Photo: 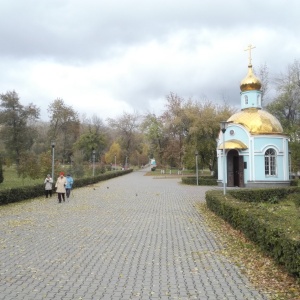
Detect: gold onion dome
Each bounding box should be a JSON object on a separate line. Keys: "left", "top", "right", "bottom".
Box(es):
{"left": 240, "top": 64, "right": 262, "bottom": 92}
{"left": 228, "top": 108, "right": 283, "bottom": 134}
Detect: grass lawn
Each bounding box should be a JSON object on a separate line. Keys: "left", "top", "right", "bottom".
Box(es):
{"left": 0, "top": 167, "right": 44, "bottom": 190}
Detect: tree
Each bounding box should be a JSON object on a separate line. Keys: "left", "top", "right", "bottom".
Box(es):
{"left": 160, "top": 93, "right": 188, "bottom": 168}
{"left": 74, "top": 115, "right": 107, "bottom": 161}
{"left": 18, "top": 152, "right": 41, "bottom": 180}
{"left": 0, "top": 91, "right": 40, "bottom": 165}
{"left": 107, "top": 112, "right": 140, "bottom": 160}
{"left": 266, "top": 60, "right": 300, "bottom": 172}
{"left": 257, "top": 63, "right": 270, "bottom": 106}
{"left": 183, "top": 100, "right": 234, "bottom": 172}
{"left": 141, "top": 113, "right": 166, "bottom": 165}
{"left": 0, "top": 157, "right": 3, "bottom": 184}
{"left": 48, "top": 98, "right": 80, "bottom": 163}
{"left": 104, "top": 142, "right": 121, "bottom": 165}
{"left": 39, "top": 151, "right": 53, "bottom": 177}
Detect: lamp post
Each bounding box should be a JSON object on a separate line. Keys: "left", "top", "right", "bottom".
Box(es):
{"left": 220, "top": 121, "right": 229, "bottom": 195}
{"left": 92, "top": 149, "right": 96, "bottom": 177}
{"left": 195, "top": 150, "right": 199, "bottom": 186}
{"left": 51, "top": 141, "right": 55, "bottom": 181}
{"left": 114, "top": 154, "right": 117, "bottom": 171}
{"left": 125, "top": 155, "right": 128, "bottom": 170}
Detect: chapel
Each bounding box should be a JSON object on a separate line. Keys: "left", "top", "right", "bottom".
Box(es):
{"left": 217, "top": 46, "right": 290, "bottom": 188}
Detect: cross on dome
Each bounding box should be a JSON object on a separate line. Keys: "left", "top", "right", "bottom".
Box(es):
{"left": 244, "top": 44, "right": 256, "bottom": 66}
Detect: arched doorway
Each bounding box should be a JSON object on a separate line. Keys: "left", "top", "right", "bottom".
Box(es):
{"left": 227, "top": 149, "right": 245, "bottom": 187}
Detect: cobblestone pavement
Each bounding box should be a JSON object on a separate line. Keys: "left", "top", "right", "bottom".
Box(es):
{"left": 0, "top": 169, "right": 269, "bottom": 300}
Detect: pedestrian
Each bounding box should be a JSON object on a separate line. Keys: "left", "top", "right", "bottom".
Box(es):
{"left": 55, "top": 172, "right": 67, "bottom": 203}
{"left": 65, "top": 174, "right": 74, "bottom": 199}
{"left": 44, "top": 174, "right": 53, "bottom": 198}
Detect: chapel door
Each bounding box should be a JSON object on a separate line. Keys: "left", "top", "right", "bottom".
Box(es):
{"left": 227, "top": 150, "right": 244, "bottom": 187}
{"left": 238, "top": 156, "right": 245, "bottom": 187}
{"left": 227, "top": 150, "right": 235, "bottom": 187}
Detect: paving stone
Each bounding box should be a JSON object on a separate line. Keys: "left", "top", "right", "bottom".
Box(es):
{"left": 0, "top": 169, "right": 269, "bottom": 299}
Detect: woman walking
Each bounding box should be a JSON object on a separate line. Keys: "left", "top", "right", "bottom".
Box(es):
{"left": 55, "top": 172, "right": 67, "bottom": 203}
{"left": 44, "top": 174, "right": 53, "bottom": 198}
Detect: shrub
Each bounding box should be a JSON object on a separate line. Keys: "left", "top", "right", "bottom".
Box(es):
{"left": 182, "top": 176, "right": 217, "bottom": 186}
{"left": 228, "top": 187, "right": 300, "bottom": 203}
{"left": 205, "top": 190, "right": 300, "bottom": 278}
{"left": 0, "top": 169, "right": 133, "bottom": 205}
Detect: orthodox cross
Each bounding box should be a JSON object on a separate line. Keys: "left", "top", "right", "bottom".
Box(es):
{"left": 244, "top": 44, "right": 256, "bottom": 65}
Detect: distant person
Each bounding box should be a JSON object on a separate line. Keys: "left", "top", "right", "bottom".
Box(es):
{"left": 65, "top": 174, "right": 74, "bottom": 199}
{"left": 44, "top": 174, "right": 53, "bottom": 198}
{"left": 55, "top": 172, "right": 67, "bottom": 203}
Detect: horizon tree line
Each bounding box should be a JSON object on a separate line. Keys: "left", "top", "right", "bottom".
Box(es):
{"left": 1, "top": 59, "right": 300, "bottom": 180}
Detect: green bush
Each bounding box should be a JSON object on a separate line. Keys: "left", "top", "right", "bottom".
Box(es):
{"left": 228, "top": 187, "right": 300, "bottom": 203}
{"left": 0, "top": 169, "right": 133, "bottom": 205}
{"left": 205, "top": 190, "right": 300, "bottom": 278}
{"left": 182, "top": 176, "right": 217, "bottom": 186}
{"left": 290, "top": 179, "right": 299, "bottom": 186}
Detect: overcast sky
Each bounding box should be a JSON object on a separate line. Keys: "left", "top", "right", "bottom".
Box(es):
{"left": 1, "top": 0, "right": 299, "bottom": 122}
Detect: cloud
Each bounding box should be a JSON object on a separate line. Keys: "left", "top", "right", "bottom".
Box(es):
{"left": 1, "top": 0, "right": 300, "bottom": 122}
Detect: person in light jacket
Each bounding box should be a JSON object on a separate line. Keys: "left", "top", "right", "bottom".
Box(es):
{"left": 44, "top": 174, "right": 53, "bottom": 198}
{"left": 55, "top": 172, "right": 67, "bottom": 203}
{"left": 65, "top": 174, "right": 74, "bottom": 199}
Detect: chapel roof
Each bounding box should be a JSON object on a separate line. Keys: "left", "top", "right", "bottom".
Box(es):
{"left": 240, "top": 64, "right": 262, "bottom": 92}
{"left": 227, "top": 108, "right": 283, "bottom": 135}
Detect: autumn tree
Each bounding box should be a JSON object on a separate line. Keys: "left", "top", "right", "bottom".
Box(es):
{"left": 0, "top": 156, "right": 3, "bottom": 183}
{"left": 0, "top": 91, "right": 40, "bottom": 165}
{"left": 105, "top": 142, "right": 121, "bottom": 166}
{"left": 107, "top": 112, "right": 141, "bottom": 164}
{"left": 18, "top": 152, "right": 41, "bottom": 180}
{"left": 266, "top": 60, "right": 300, "bottom": 172}
{"left": 39, "top": 151, "right": 54, "bottom": 177}
{"left": 74, "top": 115, "right": 107, "bottom": 162}
{"left": 48, "top": 98, "right": 80, "bottom": 163}
{"left": 183, "top": 100, "right": 234, "bottom": 172}
{"left": 160, "top": 93, "right": 188, "bottom": 168}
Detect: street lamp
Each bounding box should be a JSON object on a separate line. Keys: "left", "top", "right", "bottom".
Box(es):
{"left": 51, "top": 141, "right": 55, "bottom": 182}
{"left": 125, "top": 155, "right": 128, "bottom": 169}
{"left": 114, "top": 154, "right": 117, "bottom": 171}
{"left": 220, "top": 121, "right": 229, "bottom": 195}
{"left": 92, "top": 149, "right": 96, "bottom": 176}
{"left": 195, "top": 150, "right": 199, "bottom": 186}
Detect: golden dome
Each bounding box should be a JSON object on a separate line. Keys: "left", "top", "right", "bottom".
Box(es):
{"left": 240, "top": 64, "right": 262, "bottom": 92}
{"left": 228, "top": 108, "right": 283, "bottom": 134}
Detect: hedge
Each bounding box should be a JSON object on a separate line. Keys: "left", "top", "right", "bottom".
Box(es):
{"left": 181, "top": 176, "right": 217, "bottom": 186}
{"left": 205, "top": 190, "right": 300, "bottom": 278}
{"left": 0, "top": 169, "right": 133, "bottom": 205}
{"left": 228, "top": 186, "right": 300, "bottom": 203}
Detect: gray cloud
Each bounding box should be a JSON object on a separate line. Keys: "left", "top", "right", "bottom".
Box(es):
{"left": 0, "top": 0, "right": 300, "bottom": 120}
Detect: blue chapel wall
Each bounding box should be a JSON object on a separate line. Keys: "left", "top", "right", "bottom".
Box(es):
{"left": 253, "top": 136, "right": 287, "bottom": 181}
{"left": 242, "top": 153, "right": 250, "bottom": 183}
{"left": 226, "top": 125, "right": 249, "bottom": 145}
{"left": 253, "top": 154, "right": 285, "bottom": 180}
{"left": 253, "top": 136, "right": 285, "bottom": 152}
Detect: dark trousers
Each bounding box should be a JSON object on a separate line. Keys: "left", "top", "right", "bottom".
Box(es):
{"left": 45, "top": 190, "right": 52, "bottom": 198}
{"left": 58, "top": 193, "right": 65, "bottom": 203}
{"left": 66, "top": 188, "right": 71, "bottom": 198}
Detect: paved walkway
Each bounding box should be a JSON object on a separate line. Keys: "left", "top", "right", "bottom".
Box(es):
{"left": 0, "top": 169, "right": 269, "bottom": 300}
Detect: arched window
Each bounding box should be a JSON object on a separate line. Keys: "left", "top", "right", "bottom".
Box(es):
{"left": 265, "top": 148, "right": 276, "bottom": 176}
{"left": 245, "top": 95, "right": 248, "bottom": 104}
